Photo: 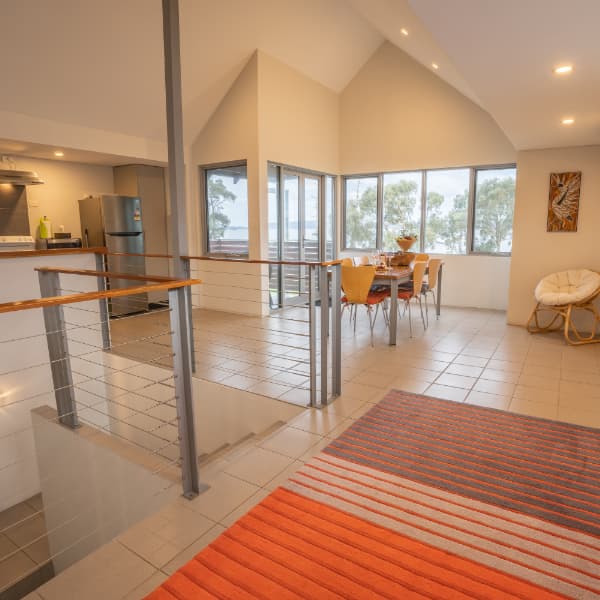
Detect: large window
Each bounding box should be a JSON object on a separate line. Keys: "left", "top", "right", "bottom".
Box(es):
{"left": 383, "top": 171, "right": 422, "bottom": 252}
{"left": 203, "top": 162, "right": 248, "bottom": 255}
{"left": 344, "top": 176, "right": 377, "bottom": 249}
{"left": 472, "top": 167, "right": 516, "bottom": 253}
{"left": 425, "top": 169, "right": 470, "bottom": 254}
{"left": 343, "top": 164, "right": 516, "bottom": 256}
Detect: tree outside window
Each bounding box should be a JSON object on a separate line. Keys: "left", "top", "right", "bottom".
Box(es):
{"left": 473, "top": 168, "right": 516, "bottom": 253}
{"left": 344, "top": 177, "right": 377, "bottom": 249}
{"left": 424, "top": 169, "right": 470, "bottom": 254}
{"left": 382, "top": 172, "right": 421, "bottom": 251}
{"left": 205, "top": 164, "right": 248, "bottom": 255}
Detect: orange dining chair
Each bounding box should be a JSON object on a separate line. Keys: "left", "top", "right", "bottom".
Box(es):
{"left": 422, "top": 258, "right": 442, "bottom": 325}
{"left": 340, "top": 257, "right": 354, "bottom": 267}
{"left": 341, "top": 265, "right": 390, "bottom": 345}
{"left": 398, "top": 261, "right": 427, "bottom": 337}
{"left": 413, "top": 253, "right": 430, "bottom": 263}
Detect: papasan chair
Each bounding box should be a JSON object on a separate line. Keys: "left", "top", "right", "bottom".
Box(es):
{"left": 526, "top": 269, "right": 600, "bottom": 345}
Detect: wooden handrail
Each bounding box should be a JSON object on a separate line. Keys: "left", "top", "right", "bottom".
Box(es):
{"left": 0, "top": 245, "right": 341, "bottom": 267}
{"left": 35, "top": 266, "right": 180, "bottom": 283}
{"left": 0, "top": 278, "right": 201, "bottom": 314}
{"left": 0, "top": 247, "right": 106, "bottom": 259}
{"left": 181, "top": 255, "right": 342, "bottom": 267}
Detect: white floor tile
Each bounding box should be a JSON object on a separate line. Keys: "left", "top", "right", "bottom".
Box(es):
{"left": 425, "top": 384, "right": 469, "bottom": 403}
{"left": 183, "top": 473, "right": 259, "bottom": 522}
{"left": 224, "top": 447, "right": 294, "bottom": 487}
{"left": 260, "top": 426, "right": 323, "bottom": 459}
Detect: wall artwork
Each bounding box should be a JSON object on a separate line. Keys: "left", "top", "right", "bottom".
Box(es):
{"left": 547, "top": 171, "right": 581, "bottom": 232}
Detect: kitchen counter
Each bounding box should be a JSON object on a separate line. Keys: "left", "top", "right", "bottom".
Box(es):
{"left": 0, "top": 246, "right": 105, "bottom": 259}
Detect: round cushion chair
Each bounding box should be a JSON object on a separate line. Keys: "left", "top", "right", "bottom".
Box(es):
{"left": 526, "top": 269, "right": 600, "bottom": 345}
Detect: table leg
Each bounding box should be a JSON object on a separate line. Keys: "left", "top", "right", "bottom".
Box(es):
{"left": 436, "top": 264, "right": 443, "bottom": 318}
{"left": 389, "top": 279, "right": 398, "bottom": 345}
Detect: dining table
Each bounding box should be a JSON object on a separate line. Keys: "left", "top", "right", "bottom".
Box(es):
{"left": 373, "top": 263, "right": 444, "bottom": 345}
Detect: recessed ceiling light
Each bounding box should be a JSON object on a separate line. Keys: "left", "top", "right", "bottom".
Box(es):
{"left": 554, "top": 64, "right": 573, "bottom": 75}
{"left": 431, "top": 62, "right": 439, "bottom": 70}
{"left": 561, "top": 117, "right": 575, "bottom": 125}
{"left": 54, "top": 151, "right": 64, "bottom": 157}
{"left": 400, "top": 28, "right": 408, "bottom": 36}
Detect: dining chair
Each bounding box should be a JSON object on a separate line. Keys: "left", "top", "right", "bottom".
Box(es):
{"left": 422, "top": 258, "right": 442, "bottom": 326}
{"left": 398, "top": 261, "right": 427, "bottom": 337}
{"left": 340, "top": 257, "right": 353, "bottom": 267}
{"left": 341, "top": 265, "right": 389, "bottom": 345}
{"left": 414, "top": 253, "right": 430, "bottom": 262}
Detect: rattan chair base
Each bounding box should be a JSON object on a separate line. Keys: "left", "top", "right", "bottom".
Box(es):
{"left": 526, "top": 292, "right": 600, "bottom": 346}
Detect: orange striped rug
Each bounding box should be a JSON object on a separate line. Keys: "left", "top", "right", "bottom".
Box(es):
{"left": 146, "top": 391, "right": 600, "bottom": 599}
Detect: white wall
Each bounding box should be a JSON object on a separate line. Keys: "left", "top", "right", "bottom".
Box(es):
{"left": 12, "top": 157, "right": 114, "bottom": 239}
{"left": 338, "top": 42, "right": 516, "bottom": 310}
{"left": 0, "top": 252, "right": 98, "bottom": 513}
{"left": 508, "top": 145, "right": 600, "bottom": 325}
{"left": 257, "top": 51, "right": 340, "bottom": 258}
{"left": 339, "top": 42, "right": 516, "bottom": 173}
{"left": 187, "top": 53, "right": 266, "bottom": 315}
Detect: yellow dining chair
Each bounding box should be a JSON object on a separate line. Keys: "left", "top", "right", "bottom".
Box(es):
{"left": 341, "top": 265, "right": 390, "bottom": 345}
{"left": 414, "top": 253, "right": 430, "bottom": 262}
{"left": 340, "top": 257, "right": 354, "bottom": 267}
{"left": 422, "top": 258, "right": 442, "bottom": 325}
{"left": 398, "top": 261, "right": 427, "bottom": 337}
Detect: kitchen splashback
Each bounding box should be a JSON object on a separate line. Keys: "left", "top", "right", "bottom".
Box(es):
{"left": 0, "top": 185, "right": 30, "bottom": 236}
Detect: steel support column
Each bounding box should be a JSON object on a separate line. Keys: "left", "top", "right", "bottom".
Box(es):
{"left": 182, "top": 258, "right": 196, "bottom": 374}
{"left": 330, "top": 263, "right": 342, "bottom": 397}
{"left": 169, "top": 287, "right": 204, "bottom": 498}
{"left": 308, "top": 266, "right": 317, "bottom": 407}
{"left": 319, "top": 265, "right": 329, "bottom": 406}
{"left": 38, "top": 271, "right": 79, "bottom": 429}
{"left": 162, "top": 0, "right": 187, "bottom": 278}
{"left": 95, "top": 252, "right": 111, "bottom": 350}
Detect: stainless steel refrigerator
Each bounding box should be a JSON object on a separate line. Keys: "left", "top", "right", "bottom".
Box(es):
{"left": 78, "top": 194, "right": 148, "bottom": 316}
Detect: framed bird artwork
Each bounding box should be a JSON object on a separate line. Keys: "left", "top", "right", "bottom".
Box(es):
{"left": 547, "top": 171, "right": 581, "bottom": 232}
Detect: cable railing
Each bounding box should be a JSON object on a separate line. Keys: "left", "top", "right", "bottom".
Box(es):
{"left": 0, "top": 246, "right": 343, "bottom": 596}
{"left": 182, "top": 254, "right": 342, "bottom": 408}
{"left": 82, "top": 248, "right": 343, "bottom": 408}
{"left": 0, "top": 268, "right": 200, "bottom": 597}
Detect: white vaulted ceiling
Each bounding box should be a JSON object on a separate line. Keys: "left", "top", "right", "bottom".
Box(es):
{"left": 407, "top": 0, "right": 600, "bottom": 149}
{"left": 1, "top": 0, "right": 598, "bottom": 154}
{"left": 0, "top": 0, "right": 382, "bottom": 145}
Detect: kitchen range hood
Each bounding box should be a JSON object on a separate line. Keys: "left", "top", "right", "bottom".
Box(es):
{"left": 0, "top": 169, "right": 44, "bottom": 185}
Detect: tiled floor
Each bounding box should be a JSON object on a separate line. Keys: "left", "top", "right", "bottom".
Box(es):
{"left": 0, "top": 494, "right": 51, "bottom": 592}
{"left": 110, "top": 307, "right": 316, "bottom": 406}
{"left": 27, "top": 306, "right": 600, "bottom": 599}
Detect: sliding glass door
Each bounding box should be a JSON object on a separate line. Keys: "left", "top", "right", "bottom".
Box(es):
{"left": 269, "top": 163, "right": 335, "bottom": 308}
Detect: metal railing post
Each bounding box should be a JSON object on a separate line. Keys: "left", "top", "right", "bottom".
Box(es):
{"left": 330, "top": 263, "right": 342, "bottom": 397}
{"left": 182, "top": 257, "right": 196, "bottom": 373}
{"left": 308, "top": 265, "right": 317, "bottom": 407}
{"left": 168, "top": 285, "right": 203, "bottom": 498}
{"left": 95, "top": 252, "right": 111, "bottom": 350}
{"left": 319, "top": 264, "right": 329, "bottom": 406}
{"left": 38, "top": 271, "right": 79, "bottom": 429}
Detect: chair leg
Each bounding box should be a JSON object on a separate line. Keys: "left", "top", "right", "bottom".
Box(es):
{"left": 418, "top": 296, "right": 427, "bottom": 331}
{"left": 407, "top": 300, "right": 413, "bottom": 338}
{"left": 423, "top": 293, "right": 429, "bottom": 328}
{"left": 367, "top": 306, "right": 375, "bottom": 346}
{"left": 353, "top": 304, "right": 358, "bottom": 333}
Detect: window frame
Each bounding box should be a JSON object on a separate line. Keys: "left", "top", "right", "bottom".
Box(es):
{"left": 200, "top": 160, "right": 249, "bottom": 258}
{"left": 469, "top": 164, "right": 517, "bottom": 257}
{"left": 342, "top": 163, "right": 516, "bottom": 257}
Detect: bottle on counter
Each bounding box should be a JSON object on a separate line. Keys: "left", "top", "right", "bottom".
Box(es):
{"left": 39, "top": 216, "right": 52, "bottom": 239}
